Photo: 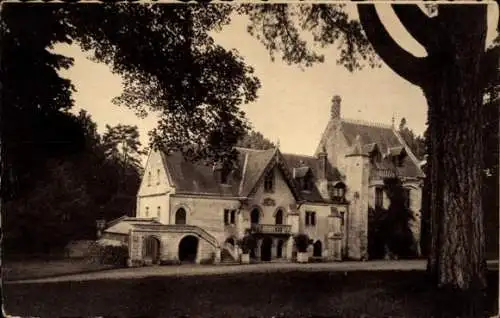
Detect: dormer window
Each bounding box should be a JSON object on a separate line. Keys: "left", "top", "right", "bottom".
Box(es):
{"left": 330, "top": 182, "right": 346, "bottom": 202}
{"left": 302, "top": 174, "right": 314, "bottom": 192}
{"left": 264, "top": 169, "right": 274, "bottom": 192}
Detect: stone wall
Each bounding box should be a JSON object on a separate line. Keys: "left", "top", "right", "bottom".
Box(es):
{"left": 137, "top": 194, "right": 171, "bottom": 223}
{"left": 245, "top": 165, "right": 297, "bottom": 227}
{"left": 343, "top": 154, "right": 370, "bottom": 260}
{"left": 169, "top": 196, "right": 240, "bottom": 246}
{"left": 137, "top": 150, "right": 174, "bottom": 224}
{"left": 128, "top": 230, "right": 218, "bottom": 265}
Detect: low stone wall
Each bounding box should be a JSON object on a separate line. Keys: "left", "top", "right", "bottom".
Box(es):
{"left": 128, "top": 229, "right": 220, "bottom": 266}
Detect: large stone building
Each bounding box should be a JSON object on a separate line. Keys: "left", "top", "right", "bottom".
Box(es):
{"left": 102, "top": 96, "right": 424, "bottom": 265}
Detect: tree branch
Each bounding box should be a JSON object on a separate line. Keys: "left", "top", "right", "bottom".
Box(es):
{"left": 391, "top": 4, "right": 434, "bottom": 48}
{"left": 357, "top": 3, "right": 427, "bottom": 86}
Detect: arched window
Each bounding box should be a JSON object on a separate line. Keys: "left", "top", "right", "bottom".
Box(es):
{"left": 145, "top": 206, "right": 149, "bottom": 217}
{"left": 157, "top": 206, "right": 161, "bottom": 218}
{"left": 147, "top": 171, "right": 152, "bottom": 186}
{"left": 175, "top": 208, "right": 187, "bottom": 225}
{"left": 156, "top": 169, "right": 160, "bottom": 185}
{"left": 251, "top": 208, "right": 260, "bottom": 224}
{"left": 275, "top": 209, "right": 284, "bottom": 225}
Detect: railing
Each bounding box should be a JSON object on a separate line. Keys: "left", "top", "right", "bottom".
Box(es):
{"left": 133, "top": 223, "right": 219, "bottom": 248}
{"left": 370, "top": 168, "right": 397, "bottom": 180}
{"left": 250, "top": 223, "right": 292, "bottom": 235}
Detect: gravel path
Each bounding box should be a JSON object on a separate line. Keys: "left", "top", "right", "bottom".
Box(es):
{"left": 6, "top": 259, "right": 498, "bottom": 285}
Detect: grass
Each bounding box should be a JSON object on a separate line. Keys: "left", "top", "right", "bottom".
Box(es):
{"left": 3, "top": 258, "right": 115, "bottom": 281}
{"left": 4, "top": 270, "right": 498, "bottom": 318}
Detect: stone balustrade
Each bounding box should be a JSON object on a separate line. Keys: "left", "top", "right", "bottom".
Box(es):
{"left": 250, "top": 223, "right": 292, "bottom": 235}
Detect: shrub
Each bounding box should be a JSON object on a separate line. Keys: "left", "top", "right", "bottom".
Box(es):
{"left": 98, "top": 245, "right": 129, "bottom": 267}
{"left": 237, "top": 233, "right": 256, "bottom": 254}
{"left": 294, "top": 234, "right": 310, "bottom": 253}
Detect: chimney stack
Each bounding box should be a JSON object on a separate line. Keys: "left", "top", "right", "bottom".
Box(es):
{"left": 317, "top": 145, "right": 327, "bottom": 180}
{"left": 331, "top": 95, "right": 341, "bottom": 119}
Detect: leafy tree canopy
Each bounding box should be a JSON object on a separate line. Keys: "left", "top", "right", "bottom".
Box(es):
{"left": 236, "top": 130, "right": 275, "bottom": 150}
{"left": 1, "top": 3, "right": 260, "bottom": 201}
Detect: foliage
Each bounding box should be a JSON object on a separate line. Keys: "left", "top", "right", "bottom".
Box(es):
{"left": 237, "top": 233, "right": 257, "bottom": 254}
{"left": 294, "top": 233, "right": 310, "bottom": 253}
{"left": 68, "top": 3, "right": 261, "bottom": 166}
{"left": 398, "top": 118, "right": 426, "bottom": 161}
{"left": 3, "top": 111, "right": 142, "bottom": 254}
{"left": 96, "top": 245, "right": 129, "bottom": 267}
{"left": 1, "top": 3, "right": 260, "bottom": 254}
{"left": 236, "top": 130, "right": 275, "bottom": 150}
{"left": 102, "top": 124, "right": 148, "bottom": 171}
{"left": 237, "top": 4, "right": 379, "bottom": 71}
{"left": 1, "top": 3, "right": 261, "bottom": 205}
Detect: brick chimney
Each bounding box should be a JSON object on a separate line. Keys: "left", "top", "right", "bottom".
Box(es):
{"left": 331, "top": 95, "right": 342, "bottom": 119}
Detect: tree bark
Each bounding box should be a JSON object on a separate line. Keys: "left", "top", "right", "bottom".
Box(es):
{"left": 359, "top": 4, "right": 490, "bottom": 305}
{"left": 423, "top": 4, "right": 488, "bottom": 299}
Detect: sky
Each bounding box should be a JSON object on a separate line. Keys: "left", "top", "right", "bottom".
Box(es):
{"left": 55, "top": 3, "right": 499, "bottom": 157}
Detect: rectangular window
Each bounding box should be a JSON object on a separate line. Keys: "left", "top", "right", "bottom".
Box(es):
{"left": 224, "top": 209, "right": 236, "bottom": 225}
{"left": 157, "top": 206, "right": 161, "bottom": 217}
{"left": 156, "top": 169, "right": 160, "bottom": 185}
{"left": 264, "top": 170, "right": 274, "bottom": 192}
{"left": 305, "top": 211, "right": 316, "bottom": 226}
{"left": 375, "top": 187, "right": 384, "bottom": 208}
{"left": 147, "top": 172, "right": 152, "bottom": 187}
{"left": 145, "top": 206, "right": 150, "bottom": 217}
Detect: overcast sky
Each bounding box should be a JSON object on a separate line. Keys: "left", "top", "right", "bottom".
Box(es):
{"left": 55, "top": 3, "right": 499, "bottom": 157}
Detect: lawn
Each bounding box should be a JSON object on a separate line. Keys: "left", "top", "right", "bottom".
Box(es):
{"left": 4, "top": 270, "right": 498, "bottom": 318}
{"left": 3, "top": 258, "right": 114, "bottom": 281}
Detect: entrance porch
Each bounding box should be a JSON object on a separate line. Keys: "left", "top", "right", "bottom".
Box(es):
{"left": 250, "top": 234, "right": 292, "bottom": 262}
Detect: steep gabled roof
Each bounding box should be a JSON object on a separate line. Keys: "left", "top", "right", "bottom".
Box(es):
{"left": 340, "top": 119, "right": 424, "bottom": 179}
{"left": 157, "top": 147, "right": 339, "bottom": 203}
{"left": 282, "top": 153, "right": 342, "bottom": 182}
{"left": 237, "top": 147, "right": 277, "bottom": 197}
{"left": 341, "top": 119, "right": 400, "bottom": 154}
{"left": 162, "top": 151, "right": 244, "bottom": 197}
{"left": 244, "top": 148, "right": 303, "bottom": 200}
{"left": 282, "top": 153, "right": 343, "bottom": 203}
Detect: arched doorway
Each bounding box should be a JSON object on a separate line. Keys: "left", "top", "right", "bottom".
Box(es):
{"left": 143, "top": 236, "right": 161, "bottom": 264}
{"left": 251, "top": 208, "right": 260, "bottom": 224}
{"left": 178, "top": 235, "right": 198, "bottom": 263}
{"left": 313, "top": 240, "right": 323, "bottom": 257}
{"left": 275, "top": 209, "right": 283, "bottom": 225}
{"left": 175, "top": 208, "right": 187, "bottom": 225}
{"left": 276, "top": 240, "right": 284, "bottom": 259}
{"left": 261, "top": 237, "right": 273, "bottom": 261}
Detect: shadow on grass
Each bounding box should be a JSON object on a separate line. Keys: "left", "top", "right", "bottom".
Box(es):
{"left": 4, "top": 270, "right": 498, "bottom": 318}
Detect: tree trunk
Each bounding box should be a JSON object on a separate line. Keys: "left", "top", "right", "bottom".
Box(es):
{"left": 423, "top": 6, "right": 487, "bottom": 310}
